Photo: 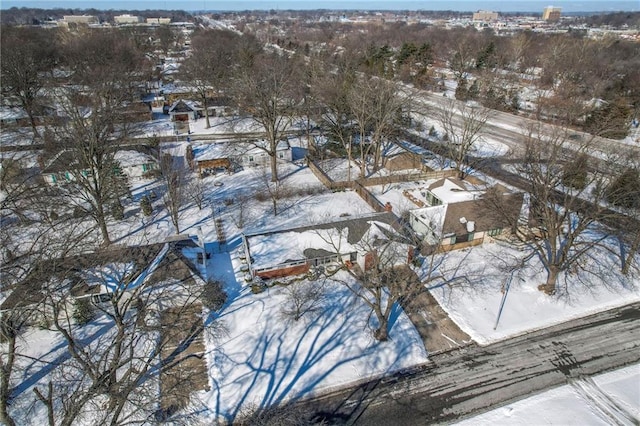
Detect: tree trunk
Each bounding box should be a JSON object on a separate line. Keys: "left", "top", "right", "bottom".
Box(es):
{"left": 359, "top": 138, "right": 367, "bottom": 179}
{"left": 622, "top": 234, "right": 640, "bottom": 276}
{"left": 203, "top": 96, "right": 210, "bottom": 129}
{"left": 97, "top": 213, "right": 112, "bottom": 246}
{"left": 0, "top": 335, "right": 17, "bottom": 426}
{"left": 33, "top": 382, "right": 55, "bottom": 426}
{"left": 27, "top": 110, "right": 41, "bottom": 141}
{"left": 21, "top": 97, "right": 41, "bottom": 141}
{"left": 539, "top": 266, "right": 559, "bottom": 295}
{"left": 270, "top": 152, "right": 279, "bottom": 182}
{"left": 347, "top": 141, "right": 352, "bottom": 183}
{"left": 374, "top": 314, "right": 389, "bottom": 341}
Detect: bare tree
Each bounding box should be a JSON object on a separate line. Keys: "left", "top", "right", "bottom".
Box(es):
{"left": 515, "top": 123, "right": 612, "bottom": 294}
{"left": 0, "top": 26, "right": 59, "bottom": 140}
{"left": 230, "top": 194, "right": 250, "bottom": 230}
{"left": 155, "top": 25, "right": 179, "bottom": 56}
{"left": 186, "top": 176, "right": 207, "bottom": 210}
{"left": 603, "top": 153, "right": 640, "bottom": 275}
{"left": 0, "top": 309, "right": 29, "bottom": 426}
{"left": 233, "top": 51, "right": 303, "bottom": 182}
{"left": 280, "top": 280, "right": 327, "bottom": 322}
{"left": 180, "top": 29, "right": 240, "bottom": 129}
{"left": 47, "top": 30, "right": 147, "bottom": 245}
{"left": 317, "top": 224, "right": 444, "bottom": 341}
{"left": 347, "top": 77, "right": 407, "bottom": 178}
{"left": 159, "top": 153, "right": 187, "bottom": 234}
{"left": 15, "top": 245, "right": 216, "bottom": 425}
{"left": 48, "top": 100, "right": 130, "bottom": 245}
{"left": 0, "top": 156, "right": 40, "bottom": 224}
{"left": 434, "top": 98, "right": 492, "bottom": 179}
{"left": 1, "top": 218, "right": 94, "bottom": 426}
{"left": 312, "top": 60, "right": 356, "bottom": 179}
{"left": 256, "top": 166, "right": 289, "bottom": 216}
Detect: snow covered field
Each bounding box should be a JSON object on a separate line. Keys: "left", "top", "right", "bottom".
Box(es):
{"left": 455, "top": 363, "right": 640, "bottom": 425}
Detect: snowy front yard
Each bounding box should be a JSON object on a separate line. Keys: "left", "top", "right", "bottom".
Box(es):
{"left": 423, "top": 241, "right": 640, "bottom": 345}
{"left": 192, "top": 269, "right": 428, "bottom": 423}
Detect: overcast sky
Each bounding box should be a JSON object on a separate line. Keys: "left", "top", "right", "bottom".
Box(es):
{"left": 2, "top": 0, "right": 638, "bottom": 12}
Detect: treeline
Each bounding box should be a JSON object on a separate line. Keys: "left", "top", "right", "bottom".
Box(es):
{"left": 280, "top": 22, "right": 640, "bottom": 138}
{"left": 579, "top": 11, "right": 640, "bottom": 28}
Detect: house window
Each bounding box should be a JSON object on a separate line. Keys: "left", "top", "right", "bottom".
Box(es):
{"left": 278, "top": 151, "right": 284, "bottom": 159}
{"left": 248, "top": 156, "right": 254, "bottom": 162}
{"left": 91, "top": 293, "right": 112, "bottom": 304}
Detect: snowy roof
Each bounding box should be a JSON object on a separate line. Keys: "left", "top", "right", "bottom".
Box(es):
{"left": 114, "top": 150, "right": 157, "bottom": 167}
{"left": 1, "top": 242, "right": 205, "bottom": 312}
{"left": 169, "top": 99, "right": 200, "bottom": 113}
{"left": 428, "top": 177, "right": 482, "bottom": 204}
{"left": 441, "top": 191, "right": 523, "bottom": 235}
{"left": 0, "top": 106, "right": 28, "bottom": 120}
{"left": 192, "top": 140, "right": 290, "bottom": 161}
{"left": 245, "top": 212, "right": 406, "bottom": 270}
{"left": 43, "top": 148, "right": 157, "bottom": 173}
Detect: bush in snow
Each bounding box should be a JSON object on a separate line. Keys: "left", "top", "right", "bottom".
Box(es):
{"left": 73, "top": 205, "right": 86, "bottom": 218}
{"left": 111, "top": 200, "right": 124, "bottom": 220}
{"left": 73, "top": 298, "right": 95, "bottom": 326}
{"left": 140, "top": 195, "right": 153, "bottom": 216}
{"left": 202, "top": 280, "right": 227, "bottom": 311}
{"left": 279, "top": 281, "right": 326, "bottom": 322}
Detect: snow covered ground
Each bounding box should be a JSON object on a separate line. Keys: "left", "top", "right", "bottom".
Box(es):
{"left": 190, "top": 265, "right": 428, "bottom": 422}
{"left": 3, "top": 120, "right": 639, "bottom": 423}
{"left": 423, "top": 241, "right": 640, "bottom": 346}
{"left": 455, "top": 363, "right": 640, "bottom": 426}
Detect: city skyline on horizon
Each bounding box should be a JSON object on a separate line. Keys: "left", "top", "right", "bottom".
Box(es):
{"left": 2, "top": 0, "right": 638, "bottom": 13}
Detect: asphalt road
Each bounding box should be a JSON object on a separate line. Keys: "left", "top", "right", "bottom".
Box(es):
{"left": 301, "top": 302, "right": 640, "bottom": 425}
{"left": 411, "top": 89, "right": 640, "bottom": 157}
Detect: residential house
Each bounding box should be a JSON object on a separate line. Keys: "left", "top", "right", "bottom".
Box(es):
{"left": 242, "top": 212, "right": 412, "bottom": 280}
{"left": 41, "top": 148, "right": 159, "bottom": 185}
{"left": 116, "top": 101, "right": 153, "bottom": 123}
{"left": 0, "top": 105, "right": 57, "bottom": 129}
{"left": 0, "top": 241, "right": 206, "bottom": 327}
{"left": 168, "top": 99, "right": 200, "bottom": 122}
{"left": 408, "top": 177, "right": 523, "bottom": 250}
{"left": 192, "top": 140, "right": 292, "bottom": 177}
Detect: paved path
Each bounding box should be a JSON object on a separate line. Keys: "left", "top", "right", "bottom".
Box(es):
{"left": 299, "top": 302, "right": 640, "bottom": 425}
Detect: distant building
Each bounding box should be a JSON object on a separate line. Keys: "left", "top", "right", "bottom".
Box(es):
{"left": 542, "top": 6, "right": 562, "bottom": 22}
{"left": 62, "top": 15, "right": 98, "bottom": 24}
{"left": 472, "top": 10, "right": 499, "bottom": 22}
{"left": 146, "top": 17, "right": 172, "bottom": 25}
{"left": 114, "top": 14, "right": 141, "bottom": 24}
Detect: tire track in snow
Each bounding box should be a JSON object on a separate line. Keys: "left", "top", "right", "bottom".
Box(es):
{"left": 570, "top": 376, "right": 639, "bottom": 426}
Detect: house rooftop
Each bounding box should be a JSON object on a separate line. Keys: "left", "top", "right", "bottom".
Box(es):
{"left": 192, "top": 140, "right": 290, "bottom": 162}
{"left": 0, "top": 242, "right": 204, "bottom": 312}
{"left": 244, "top": 212, "right": 405, "bottom": 271}
{"left": 42, "top": 146, "right": 157, "bottom": 174}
